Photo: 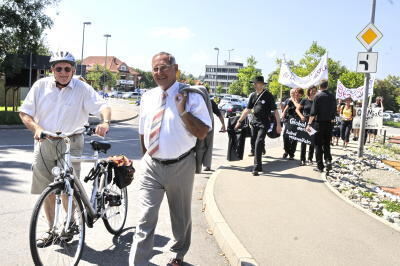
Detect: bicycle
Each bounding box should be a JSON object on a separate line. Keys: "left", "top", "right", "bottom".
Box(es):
{"left": 29, "top": 126, "right": 129, "bottom": 266}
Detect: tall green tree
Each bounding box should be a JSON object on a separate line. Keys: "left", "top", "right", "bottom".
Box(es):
{"left": 373, "top": 75, "right": 400, "bottom": 112}
{"left": 0, "top": 0, "right": 58, "bottom": 72}
{"left": 133, "top": 68, "right": 156, "bottom": 88}
{"left": 86, "top": 64, "right": 118, "bottom": 90}
{"left": 267, "top": 42, "right": 348, "bottom": 99}
{"left": 339, "top": 71, "right": 364, "bottom": 88}
{"left": 228, "top": 56, "right": 261, "bottom": 96}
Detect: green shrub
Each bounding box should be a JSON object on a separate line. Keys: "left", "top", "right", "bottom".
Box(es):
{"left": 381, "top": 200, "right": 400, "bottom": 213}
{"left": 0, "top": 111, "right": 22, "bottom": 125}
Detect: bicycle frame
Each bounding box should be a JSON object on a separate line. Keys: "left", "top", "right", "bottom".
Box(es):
{"left": 44, "top": 129, "right": 110, "bottom": 230}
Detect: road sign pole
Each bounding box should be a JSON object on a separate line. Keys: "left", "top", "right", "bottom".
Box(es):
{"left": 357, "top": 0, "right": 376, "bottom": 158}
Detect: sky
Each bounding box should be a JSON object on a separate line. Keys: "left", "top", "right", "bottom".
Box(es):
{"left": 44, "top": 0, "right": 400, "bottom": 79}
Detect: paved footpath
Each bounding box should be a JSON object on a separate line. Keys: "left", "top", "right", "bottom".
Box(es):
{"left": 206, "top": 140, "right": 400, "bottom": 266}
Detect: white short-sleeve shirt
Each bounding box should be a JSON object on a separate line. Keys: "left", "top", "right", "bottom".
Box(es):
{"left": 139, "top": 82, "right": 212, "bottom": 159}
{"left": 19, "top": 77, "right": 108, "bottom": 133}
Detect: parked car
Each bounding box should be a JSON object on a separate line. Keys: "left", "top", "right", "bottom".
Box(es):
{"left": 219, "top": 103, "right": 243, "bottom": 118}
{"left": 109, "top": 91, "right": 123, "bottom": 98}
{"left": 383, "top": 113, "right": 392, "bottom": 121}
{"left": 392, "top": 113, "right": 400, "bottom": 122}
{"left": 122, "top": 92, "right": 135, "bottom": 99}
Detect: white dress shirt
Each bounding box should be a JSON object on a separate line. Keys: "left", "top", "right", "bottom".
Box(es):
{"left": 20, "top": 77, "right": 108, "bottom": 133}
{"left": 139, "top": 82, "right": 212, "bottom": 159}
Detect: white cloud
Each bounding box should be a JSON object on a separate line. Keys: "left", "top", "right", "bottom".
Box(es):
{"left": 148, "top": 27, "right": 194, "bottom": 40}
{"left": 266, "top": 50, "right": 277, "bottom": 58}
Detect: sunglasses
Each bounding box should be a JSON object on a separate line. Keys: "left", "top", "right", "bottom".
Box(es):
{"left": 54, "top": 67, "right": 72, "bottom": 73}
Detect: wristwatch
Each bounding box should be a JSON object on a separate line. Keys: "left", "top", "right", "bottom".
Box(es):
{"left": 103, "top": 120, "right": 111, "bottom": 125}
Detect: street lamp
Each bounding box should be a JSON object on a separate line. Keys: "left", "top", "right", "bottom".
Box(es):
{"left": 226, "top": 48, "right": 234, "bottom": 62}
{"left": 80, "top": 21, "right": 91, "bottom": 76}
{"left": 103, "top": 34, "right": 111, "bottom": 91}
{"left": 214, "top": 47, "right": 219, "bottom": 95}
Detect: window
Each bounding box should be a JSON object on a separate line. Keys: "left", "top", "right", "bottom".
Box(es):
{"left": 120, "top": 65, "right": 127, "bottom": 71}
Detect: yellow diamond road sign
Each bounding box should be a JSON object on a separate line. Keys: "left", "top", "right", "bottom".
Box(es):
{"left": 357, "top": 23, "right": 383, "bottom": 50}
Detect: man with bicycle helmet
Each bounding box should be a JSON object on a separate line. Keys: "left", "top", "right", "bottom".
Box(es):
{"left": 19, "top": 51, "right": 111, "bottom": 247}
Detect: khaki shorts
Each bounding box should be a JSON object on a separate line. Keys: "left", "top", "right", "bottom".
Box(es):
{"left": 31, "top": 134, "right": 84, "bottom": 194}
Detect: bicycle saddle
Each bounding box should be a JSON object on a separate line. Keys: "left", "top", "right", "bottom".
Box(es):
{"left": 90, "top": 140, "right": 111, "bottom": 153}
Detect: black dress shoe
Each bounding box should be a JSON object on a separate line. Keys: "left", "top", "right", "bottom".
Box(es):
{"left": 283, "top": 153, "right": 288, "bottom": 159}
{"left": 203, "top": 167, "right": 211, "bottom": 171}
{"left": 252, "top": 171, "right": 259, "bottom": 176}
{"left": 313, "top": 167, "right": 323, "bottom": 173}
{"left": 167, "top": 258, "right": 183, "bottom": 266}
{"left": 289, "top": 156, "right": 295, "bottom": 160}
{"left": 326, "top": 161, "right": 332, "bottom": 171}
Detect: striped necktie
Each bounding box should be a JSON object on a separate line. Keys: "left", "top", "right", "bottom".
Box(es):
{"left": 148, "top": 91, "right": 167, "bottom": 156}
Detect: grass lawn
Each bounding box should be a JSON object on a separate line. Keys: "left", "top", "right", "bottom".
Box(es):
{"left": 384, "top": 121, "right": 400, "bottom": 128}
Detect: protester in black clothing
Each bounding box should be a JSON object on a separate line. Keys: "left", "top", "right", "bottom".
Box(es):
{"left": 296, "top": 86, "right": 317, "bottom": 165}
{"left": 281, "top": 88, "right": 304, "bottom": 159}
{"left": 235, "top": 76, "right": 282, "bottom": 176}
{"left": 307, "top": 81, "right": 337, "bottom": 172}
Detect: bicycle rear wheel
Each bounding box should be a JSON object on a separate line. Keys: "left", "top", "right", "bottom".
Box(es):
{"left": 102, "top": 183, "right": 128, "bottom": 235}
{"left": 29, "top": 183, "right": 85, "bottom": 266}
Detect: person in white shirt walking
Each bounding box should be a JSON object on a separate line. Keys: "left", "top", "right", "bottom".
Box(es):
{"left": 19, "top": 51, "right": 111, "bottom": 247}
{"left": 129, "top": 52, "right": 212, "bottom": 266}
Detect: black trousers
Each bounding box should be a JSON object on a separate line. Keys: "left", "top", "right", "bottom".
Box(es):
{"left": 251, "top": 125, "right": 267, "bottom": 171}
{"left": 314, "top": 121, "right": 333, "bottom": 170}
{"left": 283, "top": 126, "right": 297, "bottom": 158}
{"left": 300, "top": 142, "right": 314, "bottom": 162}
{"left": 250, "top": 126, "right": 265, "bottom": 154}
{"left": 340, "top": 120, "right": 353, "bottom": 143}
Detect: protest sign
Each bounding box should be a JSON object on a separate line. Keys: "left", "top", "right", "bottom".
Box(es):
{"left": 352, "top": 107, "right": 383, "bottom": 129}
{"left": 284, "top": 117, "right": 313, "bottom": 144}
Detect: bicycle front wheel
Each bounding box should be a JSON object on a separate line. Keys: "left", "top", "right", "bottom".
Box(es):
{"left": 29, "top": 183, "right": 85, "bottom": 266}
{"left": 102, "top": 183, "right": 128, "bottom": 235}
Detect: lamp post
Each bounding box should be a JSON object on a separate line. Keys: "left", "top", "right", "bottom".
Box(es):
{"left": 214, "top": 47, "right": 219, "bottom": 95}
{"left": 103, "top": 34, "right": 111, "bottom": 91}
{"left": 80, "top": 21, "right": 91, "bottom": 76}
{"left": 226, "top": 48, "right": 234, "bottom": 62}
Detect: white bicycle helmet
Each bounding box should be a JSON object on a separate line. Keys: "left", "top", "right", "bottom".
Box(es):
{"left": 49, "top": 51, "right": 76, "bottom": 66}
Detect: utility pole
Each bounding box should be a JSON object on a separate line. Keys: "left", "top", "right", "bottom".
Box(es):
{"left": 103, "top": 34, "right": 111, "bottom": 92}
{"left": 214, "top": 47, "right": 219, "bottom": 95}
{"left": 80, "top": 22, "right": 91, "bottom": 76}
{"left": 357, "top": 0, "right": 376, "bottom": 157}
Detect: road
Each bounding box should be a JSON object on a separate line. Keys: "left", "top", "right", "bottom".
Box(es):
{"left": 0, "top": 105, "right": 232, "bottom": 266}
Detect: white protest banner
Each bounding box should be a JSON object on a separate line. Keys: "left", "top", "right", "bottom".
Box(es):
{"left": 336, "top": 78, "right": 375, "bottom": 101}
{"left": 278, "top": 53, "right": 328, "bottom": 89}
{"left": 352, "top": 107, "right": 383, "bottom": 129}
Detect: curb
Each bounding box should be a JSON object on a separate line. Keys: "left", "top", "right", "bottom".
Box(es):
{"left": 0, "top": 114, "right": 139, "bottom": 129}
{"left": 321, "top": 173, "right": 400, "bottom": 233}
{"left": 203, "top": 169, "right": 258, "bottom": 266}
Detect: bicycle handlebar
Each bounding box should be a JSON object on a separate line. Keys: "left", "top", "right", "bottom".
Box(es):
{"left": 40, "top": 126, "right": 96, "bottom": 139}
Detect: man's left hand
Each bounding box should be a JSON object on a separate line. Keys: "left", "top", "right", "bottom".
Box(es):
{"left": 96, "top": 123, "right": 109, "bottom": 137}
{"left": 175, "top": 92, "right": 187, "bottom": 114}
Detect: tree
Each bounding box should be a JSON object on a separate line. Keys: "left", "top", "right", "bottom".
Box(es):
{"left": 373, "top": 75, "right": 400, "bottom": 112}
{"left": 86, "top": 64, "right": 118, "bottom": 90}
{"left": 228, "top": 56, "right": 261, "bottom": 96}
{"left": 0, "top": 0, "right": 58, "bottom": 72}
{"left": 339, "top": 71, "right": 364, "bottom": 88}
{"left": 267, "top": 42, "right": 348, "bottom": 98}
{"left": 132, "top": 68, "right": 156, "bottom": 88}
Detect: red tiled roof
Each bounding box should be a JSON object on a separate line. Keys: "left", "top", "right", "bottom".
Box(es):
{"left": 82, "top": 56, "right": 139, "bottom": 76}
